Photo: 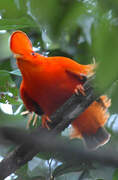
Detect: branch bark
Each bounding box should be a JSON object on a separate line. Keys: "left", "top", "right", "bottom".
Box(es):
{"left": 49, "top": 77, "right": 97, "bottom": 131}
{"left": 0, "top": 126, "right": 118, "bottom": 179}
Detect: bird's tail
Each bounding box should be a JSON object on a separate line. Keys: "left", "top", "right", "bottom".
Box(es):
{"left": 83, "top": 127, "right": 110, "bottom": 150}
{"left": 71, "top": 95, "right": 111, "bottom": 150}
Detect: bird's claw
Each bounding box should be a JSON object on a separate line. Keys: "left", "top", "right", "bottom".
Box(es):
{"left": 21, "top": 111, "right": 38, "bottom": 129}
{"left": 42, "top": 115, "right": 52, "bottom": 129}
{"left": 74, "top": 84, "right": 86, "bottom": 96}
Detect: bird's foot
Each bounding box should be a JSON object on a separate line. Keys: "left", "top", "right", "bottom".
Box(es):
{"left": 26, "top": 112, "right": 34, "bottom": 129}
{"left": 27, "top": 113, "right": 39, "bottom": 129}
{"left": 21, "top": 111, "right": 38, "bottom": 129}
{"left": 74, "top": 84, "right": 86, "bottom": 96}
{"left": 32, "top": 114, "right": 38, "bottom": 126}
{"left": 42, "top": 115, "right": 52, "bottom": 129}
{"left": 21, "top": 110, "right": 29, "bottom": 115}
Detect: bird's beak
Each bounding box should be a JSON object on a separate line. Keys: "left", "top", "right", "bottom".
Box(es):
{"left": 14, "top": 54, "right": 22, "bottom": 59}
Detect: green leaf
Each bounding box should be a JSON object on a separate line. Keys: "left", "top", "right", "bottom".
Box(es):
{"left": 53, "top": 162, "right": 85, "bottom": 178}
{"left": 55, "top": 172, "right": 82, "bottom": 180}
{"left": 10, "top": 69, "right": 21, "bottom": 76}
{"left": 90, "top": 164, "right": 114, "bottom": 180}
{"left": 0, "top": 59, "right": 11, "bottom": 71}
{"left": 113, "top": 169, "right": 118, "bottom": 180}
{"left": 0, "top": 17, "right": 36, "bottom": 30}
{"left": 59, "top": 1, "right": 86, "bottom": 34}
{"left": 92, "top": 11, "right": 118, "bottom": 95}
{"left": 0, "top": 0, "right": 27, "bottom": 18}
{"left": 0, "top": 70, "right": 19, "bottom": 105}
{"left": 0, "top": 109, "right": 27, "bottom": 127}
{"left": 0, "top": 32, "right": 11, "bottom": 60}
{"left": 107, "top": 81, "right": 118, "bottom": 114}
{"left": 16, "top": 164, "right": 29, "bottom": 180}
{"left": 27, "top": 157, "right": 49, "bottom": 178}
{"left": 37, "top": 152, "right": 52, "bottom": 160}
{"left": 28, "top": 0, "right": 63, "bottom": 32}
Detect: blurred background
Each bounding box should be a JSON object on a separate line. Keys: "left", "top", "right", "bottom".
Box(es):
{"left": 0, "top": 0, "right": 118, "bottom": 179}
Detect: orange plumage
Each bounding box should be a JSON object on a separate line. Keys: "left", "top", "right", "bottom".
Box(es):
{"left": 10, "top": 31, "right": 111, "bottom": 149}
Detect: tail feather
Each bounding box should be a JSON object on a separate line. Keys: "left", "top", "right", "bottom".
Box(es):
{"left": 83, "top": 127, "right": 110, "bottom": 150}
{"left": 71, "top": 95, "right": 111, "bottom": 150}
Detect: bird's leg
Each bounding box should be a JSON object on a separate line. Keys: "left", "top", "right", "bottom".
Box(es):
{"left": 26, "top": 112, "right": 34, "bottom": 129}
{"left": 21, "top": 110, "right": 39, "bottom": 128}
{"left": 21, "top": 110, "right": 33, "bottom": 128}
{"left": 27, "top": 113, "right": 39, "bottom": 128}
{"left": 42, "top": 115, "right": 52, "bottom": 129}
{"left": 21, "top": 110, "right": 29, "bottom": 115}
{"left": 74, "top": 84, "right": 86, "bottom": 96}
{"left": 33, "top": 114, "right": 38, "bottom": 126}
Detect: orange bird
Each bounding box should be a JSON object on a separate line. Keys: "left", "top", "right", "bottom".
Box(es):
{"left": 10, "top": 31, "right": 111, "bottom": 149}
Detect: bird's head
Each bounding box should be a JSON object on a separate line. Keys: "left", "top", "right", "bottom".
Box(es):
{"left": 10, "top": 31, "right": 41, "bottom": 63}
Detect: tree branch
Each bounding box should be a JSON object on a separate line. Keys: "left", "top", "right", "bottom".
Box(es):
{"left": 0, "top": 127, "right": 118, "bottom": 179}
{"left": 49, "top": 77, "right": 97, "bottom": 131}
{"left": 0, "top": 77, "right": 100, "bottom": 179}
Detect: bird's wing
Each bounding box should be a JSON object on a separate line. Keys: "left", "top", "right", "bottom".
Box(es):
{"left": 65, "top": 62, "right": 95, "bottom": 83}
{"left": 20, "top": 82, "right": 44, "bottom": 115}
{"left": 65, "top": 69, "right": 87, "bottom": 83}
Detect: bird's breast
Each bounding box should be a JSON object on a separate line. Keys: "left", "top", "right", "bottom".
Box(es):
{"left": 23, "top": 68, "right": 80, "bottom": 116}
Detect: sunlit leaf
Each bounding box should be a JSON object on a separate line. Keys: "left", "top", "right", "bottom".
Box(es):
{"left": 10, "top": 69, "right": 21, "bottom": 76}
{"left": 0, "top": 70, "right": 19, "bottom": 105}
{"left": 0, "top": 32, "right": 11, "bottom": 60}
{"left": 27, "top": 157, "right": 49, "bottom": 178}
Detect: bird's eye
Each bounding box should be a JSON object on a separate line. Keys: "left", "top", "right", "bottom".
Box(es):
{"left": 31, "top": 52, "right": 35, "bottom": 56}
